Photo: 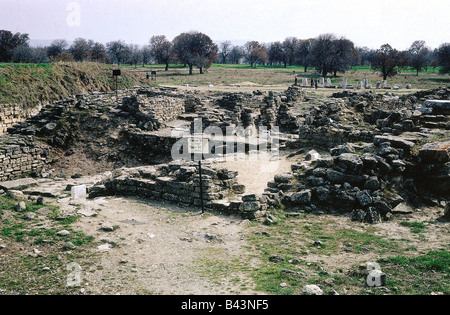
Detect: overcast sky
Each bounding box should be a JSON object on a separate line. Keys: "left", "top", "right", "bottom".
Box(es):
{"left": 1, "top": 0, "right": 449, "bottom": 50}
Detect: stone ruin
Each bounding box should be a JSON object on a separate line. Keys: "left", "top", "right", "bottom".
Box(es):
{"left": 0, "top": 84, "right": 448, "bottom": 223}
{"left": 297, "top": 76, "right": 414, "bottom": 91}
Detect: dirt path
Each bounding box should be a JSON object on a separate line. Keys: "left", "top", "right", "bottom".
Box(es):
{"left": 71, "top": 197, "right": 263, "bottom": 295}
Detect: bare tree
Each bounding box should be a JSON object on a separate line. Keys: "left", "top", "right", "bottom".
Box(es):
{"left": 296, "top": 39, "right": 313, "bottom": 72}
{"left": 282, "top": 37, "right": 299, "bottom": 67}
{"left": 70, "top": 38, "right": 91, "bottom": 62}
{"left": 219, "top": 40, "right": 232, "bottom": 64}
{"left": 268, "top": 41, "right": 286, "bottom": 66}
{"left": 141, "top": 45, "right": 152, "bottom": 67}
{"left": 47, "top": 39, "right": 68, "bottom": 59}
{"left": 308, "top": 34, "right": 337, "bottom": 77}
{"left": 12, "top": 45, "right": 33, "bottom": 63}
{"left": 371, "top": 44, "right": 407, "bottom": 80}
{"left": 244, "top": 41, "right": 268, "bottom": 68}
{"left": 90, "top": 42, "right": 109, "bottom": 63}
{"left": 172, "top": 31, "right": 218, "bottom": 75}
{"left": 30, "top": 47, "right": 49, "bottom": 63}
{"left": 149, "top": 35, "right": 173, "bottom": 71}
{"left": 435, "top": 43, "right": 450, "bottom": 74}
{"left": 308, "top": 34, "right": 359, "bottom": 77}
{"left": 128, "top": 44, "right": 141, "bottom": 68}
{"left": 106, "top": 40, "right": 130, "bottom": 65}
{"left": 0, "top": 30, "right": 29, "bottom": 62}
{"left": 330, "top": 37, "right": 359, "bottom": 76}
{"left": 358, "top": 46, "right": 376, "bottom": 66}
{"left": 229, "top": 45, "right": 244, "bottom": 64}
{"left": 408, "top": 40, "right": 431, "bottom": 76}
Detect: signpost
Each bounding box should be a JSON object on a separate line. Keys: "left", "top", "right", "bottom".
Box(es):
{"left": 112, "top": 69, "right": 121, "bottom": 98}
{"left": 188, "top": 135, "right": 209, "bottom": 214}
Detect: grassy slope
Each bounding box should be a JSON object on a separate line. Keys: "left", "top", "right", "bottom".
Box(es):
{"left": 0, "top": 62, "right": 144, "bottom": 107}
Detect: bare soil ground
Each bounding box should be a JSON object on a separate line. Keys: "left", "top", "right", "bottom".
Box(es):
{"left": 72, "top": 197, "right": 262, "bottom": 295}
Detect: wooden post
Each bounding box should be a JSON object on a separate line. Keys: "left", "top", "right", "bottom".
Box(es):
{"left": 198, "top": 160, "right": 205, "bottom": 214}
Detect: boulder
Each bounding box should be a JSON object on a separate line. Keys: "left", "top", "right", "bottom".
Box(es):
{"left": 361, "top": 153, "right": 378, "bottom": 169}
{"left": 356, "top": 191, "right": 373, "bottom": 207}
{"left": 7, "top": 190, "right": 26, "bottom": 200}
{"left": 312, "top": 186, "right": 331, "bottom": 203}
{"left": 302, "top": 285, "right": 323, "bottom": 295}
{"left": 274, "top": 173, "right": 293, "bottom": 184}
{"left": 422, "top": 100, "right": 450, "bottom": 115}
{"left": 335, "top": 153, "right": 364, "bottom": 175}
{"left": 351, "top": 209, "right": 366, "bottom": 222}
{"left": 419, "top": 141, "right": 450, "bottom": 164}
{"left": 364, "top": 176, "right": 381, "bottom": 191}
{"left": 330, "top": 143, "right": 355, "bottom": 156}
{"left": 444, "top": 202, "right": 450, "bottom": 220}
{"left": 291, "top": 190, "right": 312, "bottom": 204}
{"left": 14, "top": 201, "right": 27, "bottom": 212}
{"left": 374, "top": 135, "right": 416, "bottom": 153}
{"left": 365, "top": 207, "right": 382, "bottom": 224}
{"left": 305, "top": 150, "right": 321, "bottom": 161}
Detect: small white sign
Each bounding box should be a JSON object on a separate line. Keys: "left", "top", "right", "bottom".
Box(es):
{"left": 71, "top": 185, "right": 87, "bottom": 200}
{"left": 188, "top": 136, "right": 209, "bottom": 154}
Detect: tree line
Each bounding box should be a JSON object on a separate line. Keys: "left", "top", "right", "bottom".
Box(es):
{"left": 1, "top": 29, "right": 449, "bottom": 78}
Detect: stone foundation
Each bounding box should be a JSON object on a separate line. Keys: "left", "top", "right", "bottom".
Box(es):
{"left": 0, "top": 135, "right": 49, "bottom": 181}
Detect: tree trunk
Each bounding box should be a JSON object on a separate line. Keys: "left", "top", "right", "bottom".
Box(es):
{"left": 165, "top": 62, "right": 169, "bottom": 71}
{"left": 199, "top": 67, "right": 203, "bottom": 74}
{"left": 304, "top": 66, "right": 308, "bottom": 73}
{"left": 188, "top": 64, "right": 193, "bottom": 75}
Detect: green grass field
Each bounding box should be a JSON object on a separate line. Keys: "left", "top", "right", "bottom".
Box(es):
{"left": 0, "top": 62, "right": 448, "bottom": 107}
{"left": 123, "top": 63, "right": 450, "bottom": 90}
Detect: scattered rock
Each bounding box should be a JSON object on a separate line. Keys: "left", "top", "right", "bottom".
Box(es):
{"left": 97, "top": 244, "right": 111, "bottom": 251}
{"left": 392, "top": 203, "right": 414, "bottom": 215}
{"left": 100, "top": 223, "right": 117, "bottom": 232}
{"left": 302, "top": 284, "right": 323, "bottom": 295}
{"left": 57, "top": 230, "right": 71, "bottom": 236}
{"left": 63, "top": 242, "right": 76, "bottom": 250}
{"left": 269, "top": 255, "right": 285, "bottom": 263}
{"left": 7, "top": 190, "right": 25, "bottom": 200}
{"left": 22, "top": 212, "right": 36, "bottom": 220}
{"left": 28, "top": 248, "right": 42, "bottom": 257}
{"left": 14, "top": 201, "right": 27, "bottom": 212}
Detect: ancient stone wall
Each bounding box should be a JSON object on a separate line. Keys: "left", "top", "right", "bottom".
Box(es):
{"left": 0, "top": 135, "right": 48, "bottom": 181}
{"left": 97, "top": 162, "right": 266, "bottom": 218}
{"left": 0, "top": 103, "right": 42, "bottom": 135}
{"left": 298, "top": 125, "right": 375, "bottom": 149}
